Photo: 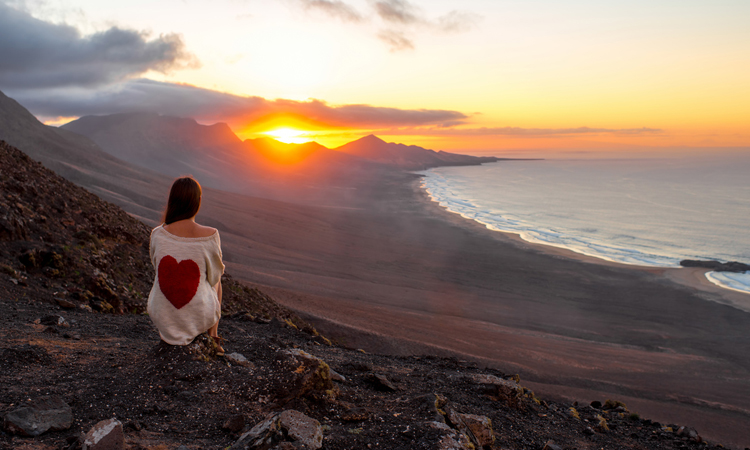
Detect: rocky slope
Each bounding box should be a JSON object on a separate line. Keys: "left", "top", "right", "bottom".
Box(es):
{"left": 0, "top": 141, "right": 734, "bottom": 449}
{"left": 0, "top": 90, "right": 175, "bottom": 223}
{"left": 0, "top": 140, "right": 304, "bottom": 320}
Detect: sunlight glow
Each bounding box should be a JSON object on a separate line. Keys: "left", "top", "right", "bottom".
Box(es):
{"left": 263, "top": 128, "right": 311, "bottom": 144}
{"left": 45, "top": 116, "right": 80, "bottom": 127}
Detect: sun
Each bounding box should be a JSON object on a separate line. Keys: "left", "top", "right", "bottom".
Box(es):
{"left": 263, "top": 128, "right": 311, "bottom": 144}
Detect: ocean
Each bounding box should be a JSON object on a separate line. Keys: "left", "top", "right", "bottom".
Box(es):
{"left": 419, "top": 154, "right": 750, "bottom": 299}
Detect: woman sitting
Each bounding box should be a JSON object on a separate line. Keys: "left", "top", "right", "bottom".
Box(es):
{"left": 147, "top": 177, "right": 225, "bottom": 355}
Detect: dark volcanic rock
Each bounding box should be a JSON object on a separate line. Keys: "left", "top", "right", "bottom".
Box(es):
{"left": 223, "top": 414, "right": 246, "bottom": 433}
{"left": 680, "top": 259, "right": 750, "bottom": 272}
{"left": 231, "top": 410, "right": 323, "bottom": 450}
{"left": 82, "top": 418, "right": 124, "bottom": 450}
{"left": 55, "top": 297, "right": 77, "bottom": 309}
{"left": 226, "top": 352, "right": 254, "bottom": 368}
{"left": 542, "top": 441, "right": 563, "bottom": 450}
{"left": 40, "top": 314, "right": 69, "bottom": 327}
{"left": 445, "top": 408, "right": 494, "bottom": 448}
{"left": 273, "top": 348, "right": 334, "bottom": 403}
{"left": 4, "top": 396, "right": 73, "bottom": 436}
{"left": 368, "top": 373, "right": 398, "bottom": 391}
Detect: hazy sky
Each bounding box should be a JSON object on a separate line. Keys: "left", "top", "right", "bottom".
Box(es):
{"left": 1, "top": 0, "right": 748, "bottom": 153}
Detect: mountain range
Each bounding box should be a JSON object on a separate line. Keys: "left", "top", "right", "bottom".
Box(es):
{"left": 2, "top": 87, "right": 500, "bottom": 205}
{"left": 59, "top": 111, "right": 500, "bottom": 197}
{"left": 0, "top": 90, "right": 172, "bottom": 221}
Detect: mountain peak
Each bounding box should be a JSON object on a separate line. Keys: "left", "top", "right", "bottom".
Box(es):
{"left": 334, "top": 133, "right": 498, "bottom": 170}
{"left": 360, "top": 134, "right": 386, "bottom": 143}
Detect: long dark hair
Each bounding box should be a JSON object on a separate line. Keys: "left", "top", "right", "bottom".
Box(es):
{"left": 163, "top": 177, "right": 202, "bottom": 225}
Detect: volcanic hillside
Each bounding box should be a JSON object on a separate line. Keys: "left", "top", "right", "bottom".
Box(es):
{"left": 0, "top": 139, "right": 304, "bottom": 320}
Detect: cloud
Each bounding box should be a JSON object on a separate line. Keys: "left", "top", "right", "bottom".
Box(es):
{"left": 0, "top": 2, "right": 197, "bottom": 89}
{"left": 11, "top": 78, "right": 469, "bottom": 129}
{"left": 373, "top": 0, "right": 420, "bottom": 25}
{"left": 372, "top": 0, "right": 478, "bottom": 50}
{"left": 299, "top": 0, "right": 364, "bottom": 22}
{"left": 377, "top": 29, "right": 415, "bottom": 51}
{"left": 8, "top": 76, "right": 661, "bottom": 138}
{"left": 373, "top": 126, "right": 664, "bottom": 137}
{"left": 373, "top": 1, "right": 478, "bottom": 35}
{"left": 436, "top": 10, "right": 479, "bottom": 33}
{"left": 294, "top": 0, "right": 478, "bottom": 51}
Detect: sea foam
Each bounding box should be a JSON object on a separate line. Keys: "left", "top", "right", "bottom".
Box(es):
{"left": 419, "top": 157, "right": 750, "bottom": 297}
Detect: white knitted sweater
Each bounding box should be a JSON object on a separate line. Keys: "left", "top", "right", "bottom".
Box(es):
{"left": 146, "top": 225, "right": 225, "bottom": 345}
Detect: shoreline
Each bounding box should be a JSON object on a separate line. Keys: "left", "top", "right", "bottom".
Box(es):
{"left": 201, "top": 172, "right": 750, "bottom": 448}
{"left": 412, "top": 176, "right": 750, "bottom": 311}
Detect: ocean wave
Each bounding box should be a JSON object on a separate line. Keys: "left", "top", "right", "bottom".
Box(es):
{"left": 706, "top": 271, "right": 750, "bottom": 298}
{"left": 420, "top": 170, "right": 750, "bottom": 296}
{"left": 422, "top": 177, "right": 681, "bottom": 268}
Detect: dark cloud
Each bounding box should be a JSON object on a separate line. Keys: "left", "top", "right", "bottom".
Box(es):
{"left": 376, "top": 126, "right": 664, "bottom": 136}
{"left": 377, "top": 29, "right": 415, "bottom": 51}
{"left": 0, "top": 2, "right": 197, "bottom": 89}
{"left": 299, "top": 0, "right": 364, "bottom": 22}
{"left": 12, "top": 78, "right": 469, "bottom": 128}
{"left": 10, "top": 76, "right": 660, "bottom": 137}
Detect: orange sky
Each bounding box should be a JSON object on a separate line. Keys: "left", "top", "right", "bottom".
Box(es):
{"left": 8, "top": 0, "right": 750, "bottom": 155}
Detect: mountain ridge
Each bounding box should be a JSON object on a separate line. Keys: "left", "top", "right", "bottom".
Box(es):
{"left": 59, "top": 111, "right": 409, "bottom": 204}
{"left": 61, "top": 112, "right": 502, "bottom": 177}
{"left": 334, "top": 133, "right": 501, "bottom": 170}
{"left": 0, "top": 91, "right": 173, "bottom": 221}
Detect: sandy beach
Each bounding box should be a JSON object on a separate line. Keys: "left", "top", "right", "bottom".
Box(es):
{"left": 197, "top": 174, "right": 750, "bottom": 449}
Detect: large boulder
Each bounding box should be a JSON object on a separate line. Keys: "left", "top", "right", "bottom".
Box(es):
{"left": 458, "top": 413, "right": 494, "bottom": 448}
{"left": 428, "top": 421, "right": 473, "bottom": 450}
{"left": 272, "top": 349, "right": 334, "bottom": 402}
{"left": 278, "top": 410, "right": 324, "bottom": 449}
{"left": 231, "top": 410, "right": 323, "bottom": 450}
{"left": 226, "top": 352, "right": 254, "bottom": 368}
{"left": 677, "top": 426, "right": 702, "bottom": 442}
{"left": 367, "top": 373, "right": 398, "bottom": 392}
{"left": 82, "top": 418, "right": 124, "bottom": 450}
{"left": 3, "top": 396, "right": 73, "bottom": 436}
{"left": 446, "top": 408, "right": 494, "bottom": 448}
{"left": 467, "top": 373, "right": 522, "bottom": 406}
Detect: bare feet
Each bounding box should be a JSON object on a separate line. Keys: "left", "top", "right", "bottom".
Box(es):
{"left": 210, "top": 335, "right": 225, "bottom": 356}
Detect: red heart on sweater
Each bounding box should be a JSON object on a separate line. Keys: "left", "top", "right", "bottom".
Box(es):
{"left": 158, "top": 255, "right": 200, "bottom": 310}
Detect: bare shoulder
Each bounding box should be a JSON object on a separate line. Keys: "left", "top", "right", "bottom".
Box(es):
{"left": 195, "top": 224, "right": 218, "bottom": 238}
{"left": 163, "top": 220, "right": 216, "bottom": 238}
